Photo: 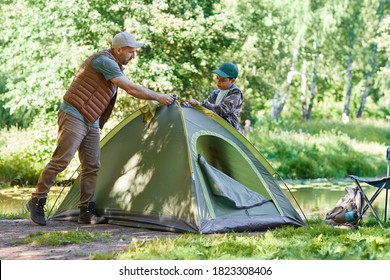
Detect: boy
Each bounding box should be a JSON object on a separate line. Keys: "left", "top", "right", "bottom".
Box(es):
{"left": 188, "top": 62, "right": 243, "bottom": 132}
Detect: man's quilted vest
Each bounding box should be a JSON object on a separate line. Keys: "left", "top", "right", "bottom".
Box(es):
{"left": 63, "top": 49, "right": 123, "bottom": 127}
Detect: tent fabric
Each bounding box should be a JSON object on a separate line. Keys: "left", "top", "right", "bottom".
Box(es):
{"left": 51, "top": 103, "right": 305, "bottom": 233}
{"left": 198, "top": 154, "right": 270, "bottom": 209}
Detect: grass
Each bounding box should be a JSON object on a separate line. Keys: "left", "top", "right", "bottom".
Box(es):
{"left": 3, "top": 215, "right": 390, "bottom": 260}
{"left": 15, "top": 229, "right": 111, "bottom": 246}
{"left": 107, "top": 219, "right": 390, "bottom": 260}
{"left": 250, "top": 118, "right": 388, "bottom": 179}
{"left": 278, "top": 118, "right": 390, "bottom": 145}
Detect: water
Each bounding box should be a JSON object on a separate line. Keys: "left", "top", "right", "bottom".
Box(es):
{"left": 1, "top": 180, "right": 389, "bottom": 220}
{"left": 0, "top": 186, "right": 69, "bottom": 216}
{"left": 282, "top": 179, "right": 389, "bottom": 220}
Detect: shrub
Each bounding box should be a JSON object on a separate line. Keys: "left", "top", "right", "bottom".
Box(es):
{"left": 250, "top": 118, "right": 386, "bottom": 179}
{"left": 0, "top": 114, "right": 79, "bottom": 185}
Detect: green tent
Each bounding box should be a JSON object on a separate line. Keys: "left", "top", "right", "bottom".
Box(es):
{"left": 51, "top": 104, "right": 305, "bottom": 233}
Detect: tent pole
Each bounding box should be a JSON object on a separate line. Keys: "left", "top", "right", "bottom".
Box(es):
{"left": 277, "top": 174, "right": 309, "bottom": 225}
{"left": 46, "top": 167, "right": 80, "bottom": 219}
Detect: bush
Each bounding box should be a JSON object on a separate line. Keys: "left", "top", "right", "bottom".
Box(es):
{"left": 0, "top": 114, "right": 79, "bottom": 186}
{"left": 250, "top": 118, "right": 387, "bottom": 179}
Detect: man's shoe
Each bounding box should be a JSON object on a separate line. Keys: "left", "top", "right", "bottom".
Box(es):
{"left": 26, "top": 197, "right": 47, "bottom": 226}
{"left": 78, "top": 202, "right": 107, "bottom": 225}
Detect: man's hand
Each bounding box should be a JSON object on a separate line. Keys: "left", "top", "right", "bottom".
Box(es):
{"left": 111, "top": 76, "right": 178, "bottom": 105}
{"left": 157, "top": 93, "right": 177, "bottom": 105}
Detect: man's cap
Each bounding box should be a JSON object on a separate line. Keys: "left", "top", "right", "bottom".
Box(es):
{"left": 111, "top": 32, "right": 145, "bottom": 48}
{"left": 212, "top": 62, "right": 238, "bottom": 79}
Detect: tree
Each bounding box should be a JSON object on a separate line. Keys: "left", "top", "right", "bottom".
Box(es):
{"left": 341, "top": 1, "right": 362, "bottom": 123}
{"left": 0, "top": 0, "right": 124, "bottom": 128}
{"left": 273, "top": 29, "right": 302, "bottom": 119}
{"left": 0, "top": 0, "right": 240, "bottom": 127}
{"left": 305, "top": 33, "right": 318, "bottom": 120}
{"left": 121, "top": 0, "right": 240, "bottom": 99}
{"left": 232, "top": 0, "right": 299, "bottom": 121}
{"left": 356, "top": 0, "right": 386, "bottom": 118}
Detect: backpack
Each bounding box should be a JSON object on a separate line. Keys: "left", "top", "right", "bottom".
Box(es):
{"left": 324, "top": 186, "right": 364, "bottom": 227}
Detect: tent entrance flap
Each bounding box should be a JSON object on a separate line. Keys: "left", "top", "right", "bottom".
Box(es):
{"left": 198, "top": 154, "right": 270, "bottom": 209}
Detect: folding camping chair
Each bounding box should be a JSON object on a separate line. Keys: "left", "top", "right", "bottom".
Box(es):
{"left": 349, "top": 176, "right": 390, "bottom": 228}
{"left": 348, "top": 147, "right": 390, "bottom": 228}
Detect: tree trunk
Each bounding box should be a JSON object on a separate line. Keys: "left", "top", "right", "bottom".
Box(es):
{"left": 343, "top": 51, "right": 353, "bottom": 123}
{"left": 271, "top": 88, "right": 280, "bottom": 119}
{"left": 306, "top": 34, "right": 317, "bottom": 120}
{"left": 301, "top": 58, "right": 307, "bottom": 119}
{"left": 357, "top": 71, "right": 372, "bottom": 118}
{"left": 342, "top": 16, "right": 357, "bottom": 124}
{"left": 342, "top": 2, "right": 362, "bottom": 123}
{"left": 271, "top": 29, "right": 302, "bottom": 119}
{"left": 356, "top": 0, "right": 385, "bottom": 118}
{"left": 277, "top": 89, "right": 289, "bottom": 116}
{"left": 276, "top": 45, "right": 300, "bottom": 117}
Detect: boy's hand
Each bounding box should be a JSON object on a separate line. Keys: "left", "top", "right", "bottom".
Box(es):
{"left": 189, "top": 98, "right": 200, "bottom": 106}
{"left": 180, "top": 100, "right": 190, "bottom": 107}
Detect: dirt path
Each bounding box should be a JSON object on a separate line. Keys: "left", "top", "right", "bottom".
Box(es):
{"left": 0, "top": 219, "right": 179, "bottom": 260}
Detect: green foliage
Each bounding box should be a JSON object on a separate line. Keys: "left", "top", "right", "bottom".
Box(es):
{"left": 0, "top": 113, "right": 78, "bottom": 185}
{"left": 250, "top": 118, "right": 387, "bottom": 179}
{"left": 113, "top": 219, "right": 390, "bottom": 260}
{"left": 1, "top": 0, "right": 76, "bottom": 127}
{"left": 0, "top": 0, "right": 388, "bottom": 183}
{"left": 0, "top": 0, "right": 239, "bottom": 128}
{"left": 122, "top": 0, "right": 240, "bottom": 99}
{"left": 0, "top": 121, "right": 54, "bottom": 185}
{"left": 0, "top": 157, "right": 42, "bottom": 186}
{"left": 0, "top": 0, "right": 388, "bottom": 128}
{"left": 232, "top": 0, "right": 389, "bottom": 122}
{"left": 15, "top": 229, "right": 111, "bottom": 246}
{"left": 277, "top": 118, "right": 390, "bottom": 144}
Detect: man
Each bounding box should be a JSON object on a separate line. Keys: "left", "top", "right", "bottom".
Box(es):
{"left": 188, "top": 62, "right": 243, "bottom": 132}
{"left": 26, "top": 32, "right": 176, "bottom": 226}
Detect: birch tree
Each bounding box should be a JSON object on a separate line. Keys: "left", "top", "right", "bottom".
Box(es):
{"left": 305, "top": 34, "right": 318, "bottom": 120}
{"left": 270, "top": 0, "right": 309, "bottom": 119}
{"left": 271, "top": 34, "right": 301, "bottom": 119}
{"left": 341, "top": 1, "right": 362, "bottom": 123}
{"left": 356, "top": 0, "right": 386, "bottom": 118}
{"left": 299, "top": 0, "right": 343, "bottom": 120}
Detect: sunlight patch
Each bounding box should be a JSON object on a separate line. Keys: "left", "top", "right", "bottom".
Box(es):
{"left": 110, "top": 152, "right": 155, "bottom": 209}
